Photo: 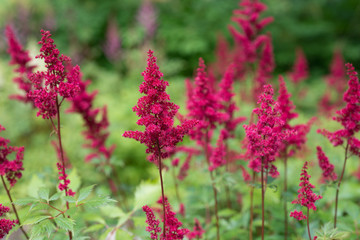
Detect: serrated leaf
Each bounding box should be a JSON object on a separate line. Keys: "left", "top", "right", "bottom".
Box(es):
{"left": 49, "top": 192, "right": 63, "bottom": 201}
{"left": 14, "top": 198, "right": 39, "bottom": 206}
{"left": 38, "top": 187, "right": 50, "bottom": 201}
{"left": 77, "top": 185, "right": 95, "bottom": 203}
{"left": 84, "top": 196, "right": 116, "bottom": 209}
{"left": 54, "top": 217, "right": 75, "bottom": 231}
{"left": 28, "top": 175, "right": 46, "bottom": 198}
{"left": 39, "top": 220, "right": 56, "bottom": 238}
{"left": 30, "top": 223, "right": 43, "bottom": 239}
{"left": 23, "top": 216, "right": 51, "bottom": 226}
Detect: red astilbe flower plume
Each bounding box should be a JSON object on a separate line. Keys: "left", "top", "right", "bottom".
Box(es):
{"left": 143, "top": 198, "right": 189, "bottom": 240}
{"left": 243, "top": 84, "right": 286, "bottom": 177}
{"left": 187, "top": 218, "right": 205, "bottom": 240}
{"left": 290, "top": 161, "right": 322, "bottom": 221}
{"left": 218, "top": 65, "right": 246, "bottom": 140}
{"left": 187, "top": 58, "right": 224, "bottom": 144}
{"left": 277, "top": 76, "right": 314, "bottom": 155}
{"left": 319, "top": 49, "right": 347, "bottom": 115}
{"left": 229, "top": 0, "right": 273, "bottom": 64}
{"left": 0, "top": 204, "right": 17, "bottom": 238}
{"left": 318, "top": 63, "right": 360, "bottom": 156}
{"left": 5, "top": 25, "right": 36, "bottom": 104}
{"left": 123, "top": 50, "right": 197, "bottom": 163}
{"left": 143, "top": 205, "right": 162, "bottom": 240}
{"left": 0, "top": 125, "right": 24, "bottom": 187}
{"left": 316, "top": 146, "right": 337, "bottom": 182}
{"left": 289, "top": 48, "right": 308, "bottom": 84}
{"left": 66, "top": 75, "right": 115, "bottom": 164}
{"left": 27, "top": 30, "right": 80, "bottom": 119}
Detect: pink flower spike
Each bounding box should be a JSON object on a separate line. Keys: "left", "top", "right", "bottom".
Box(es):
{"left": 123, "top": 50, "right": 197, "bottom": 163}
{"left": 0, "top": 204, "right": 17, "bottom": 238}
{"left": 289, "top": 48, "right": 308, "bottom": 84}
{"left": 316, "top": 146, "right": 337, "bottom": 181}
{"left": 291, "top": 161, "right": 322, "bottom": 213}
{"left": 27, "top": 30, "right": 81, "bottom": 119}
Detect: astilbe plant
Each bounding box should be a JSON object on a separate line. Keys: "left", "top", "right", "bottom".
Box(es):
{"left": 5, "top": 25, "right": 36, "bottom": 105}
{"left": 277, "top": 75, "right": 314, "bottom": 239}
{"left": 316, "top": 146, "right": 337, "bottom": 182}
{"left": 319, "top": 49, "right": 347, "bottom": 116}
{"left": 288, "top": 48, "right": 308, "bottom": 84}
{"left": 27, "top": 29, "right": 81, "bottom": 239}
{"left": 123, "top": 50, "right": 196, "bottom": 239}
{"left": 229, "top": 0, "right": 275, "bottom": 102}
{"left": 243, "top": 84, "right": 289, "bottom": 240}
{"left": 290, "top": 161, "right": 322, "bottom": 240}
{"left": 0, "top": 125, "right": 28, "bottom": 239}
{"left": 186, "top": 58, "right": 225, "bottom": 240}
{"left": 318, "top": 63, "right": 360, "bottom": 227}
{"left": 0, "top": 204, "right": 17, "bottom": 239}
{"left": 66, "top": 72, "right": 119, "bottom": 196}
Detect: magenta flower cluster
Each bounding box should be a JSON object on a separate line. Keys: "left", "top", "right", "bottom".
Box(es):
{"left": 56, "top": 162, "right": 75, "bottom": 196}
{"left": 187, "top": 58, "right": 224, "bottom": 144}
{"left": 28, "top": 30, "right": 80, "bottom": 119}
{"left": 277, "top": 76, "right": 314, "bottom": 156}
{"left": 0, "top": 204, "right": 17, "bottom": 238}
{"left": 289, "top": 48, "right": 308, "bottom": 84}
{"left": 5, "top": 25, "right": 35, "bottom": 104}
{"left": 318, "top": 63, "right": 360, "bottom": 156}
{"left": 123, "top": 50, "right": 197, "bottom": 163}
{"left": 316, "top": 146, "right": 337, "bottom": 182}
{"left": 290, "top": 161, "right": 322, "bottom": 221}
{"left": 143, "top": 198, "right": 189, "bottom": 240}
{"left": 187, "top": 218, "right": 205, "bottom": 240}
{"left": 67, "top": 76, "right": 115, "bottom": 163}
{"left": 0, "top": 125, "right": 24, "bottom": 186}
{"left": 243, "top": 84, "right": 286, "bottom": 177}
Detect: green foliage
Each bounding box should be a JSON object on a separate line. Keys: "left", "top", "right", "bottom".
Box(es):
{"left": 316, "top": 223, "right": 351, "bottom": 240}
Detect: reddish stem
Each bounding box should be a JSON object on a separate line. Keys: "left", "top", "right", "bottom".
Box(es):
{"left": 307, "top": 208, "right": 311, "bottom": 240}
{"left": 55, "top": 97, "right": 72, "bottom": 240}
{"left": 157, "top": 143, "right": 166, "bottom": 239}
{"left": 1, "top": 176, "right": 29, "bottom": 239}
{"left": 334, "top": 141, "right": 349, "bottom": 228}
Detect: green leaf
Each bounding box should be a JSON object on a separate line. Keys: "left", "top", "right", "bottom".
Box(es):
{"left": 64, "top": 196, "right": 76, "bottom": 203}
{"left": 30, "top": 223, "right": 43, "bottom": 239}
{"left": 54, "top": 217, "right": 75, "bottom": 231}
{"left": 23, "top": 216, "right": 51, "bottom": 226}
{"left": 49, "top": 192, "right": 63, "bottom": 201}
{"left": 14, "top": 198, "right": 39, "bottom": 206}
{"left": 68, "top": 168, "right": 81, "bottom": 192}
{"left": 38, "top": 187, "right": 50, "bottom": 201}
{"left": 27, "top": 175, "right": 46, "bottom": 198}
{"left": 77, "top": 185, "right": 95, "bottom": 203}
{"left": 84, "top": 195, "right": 116, "bottom": 209}
{"left": 39, "top": 220, "right": 56, "bottom": 238}
{"left": 83, "top": 223, "right": 105, "bottom": 233}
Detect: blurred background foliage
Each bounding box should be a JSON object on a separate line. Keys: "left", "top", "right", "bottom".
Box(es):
{"left": 0, "top": 0, "right": 360, "bottom": 239}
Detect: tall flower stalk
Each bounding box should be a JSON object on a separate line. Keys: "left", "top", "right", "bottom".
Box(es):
{"left": 290, "top": 161, "right": 322, "bottom": 240}
{"left": 243, "top": 84, "right": 288, "bottom": 240}
{"left": 27, "top": 30, "right": 80, "bottom": 239}
{"left": 123, "top": 50, "right": 196, "bottom": 239}
{"left": 0, "top": 125, "right": 28, "bottom": 239}
{"left": 318, "top": 63, "right": 360, "bottom": 227}
{"left": 277, "top": 76, "right": 314, "bottom": 239}
{"left": 187, "top": 58, "right": 226, "bottom": 240}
